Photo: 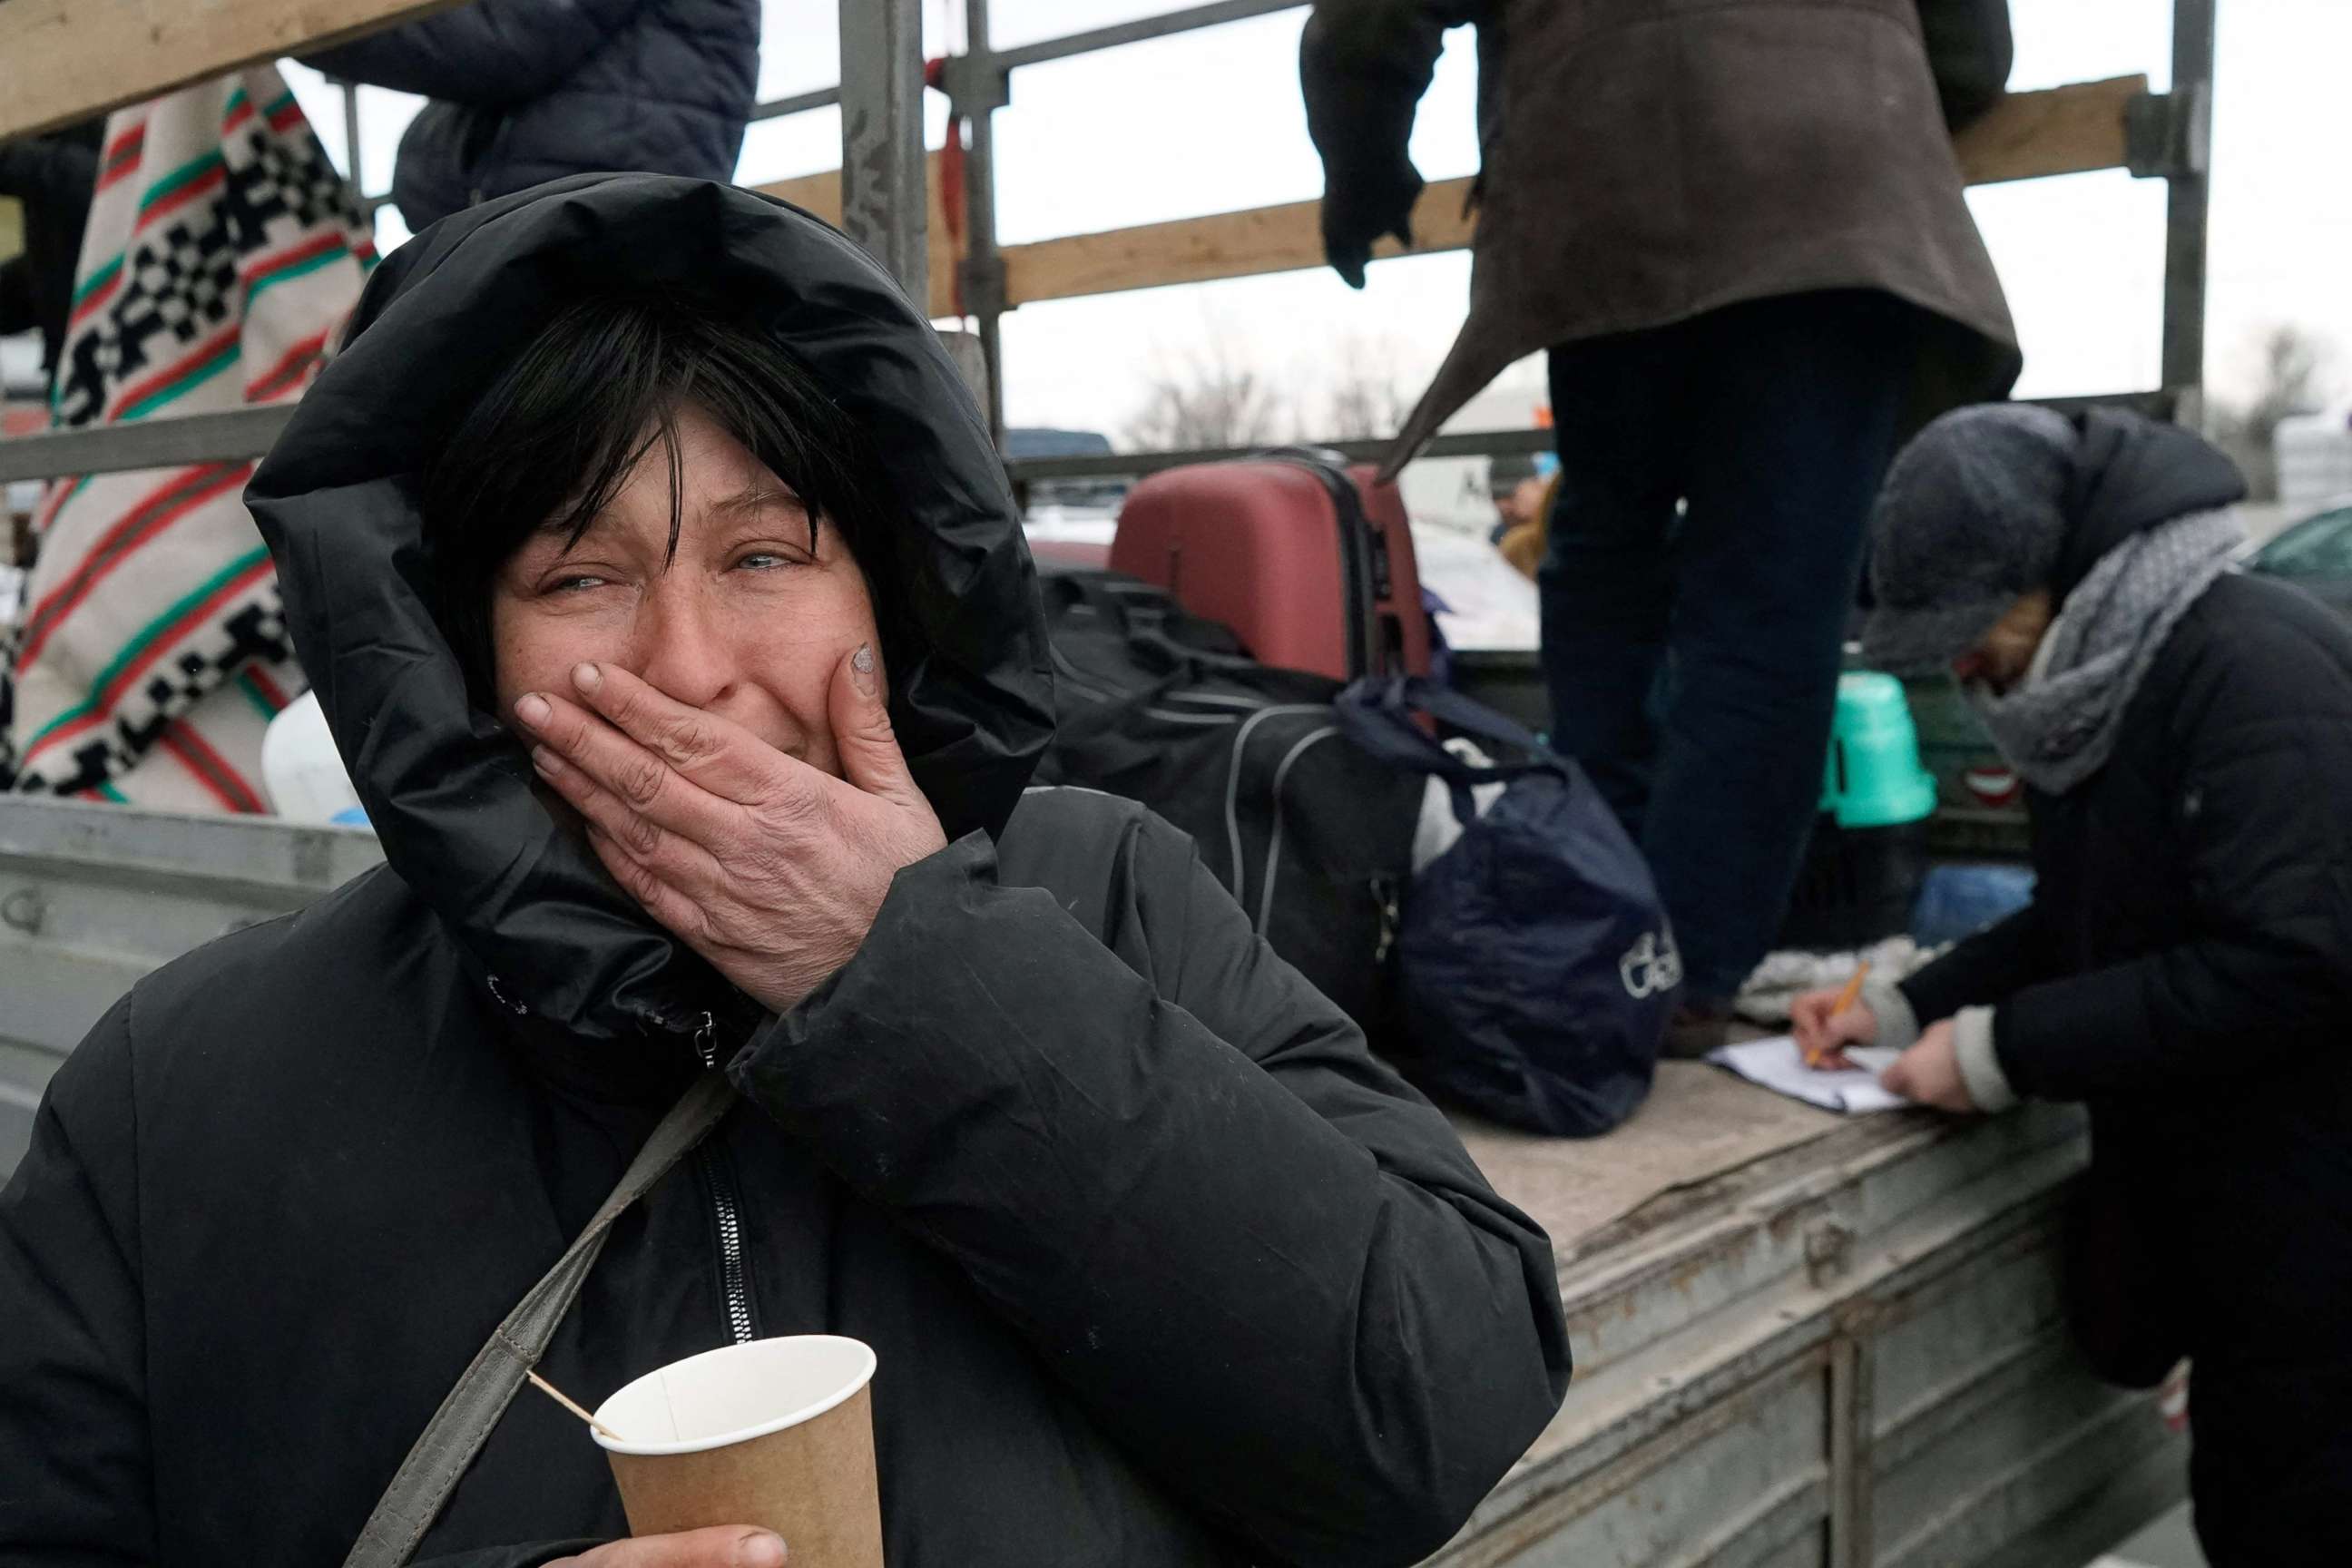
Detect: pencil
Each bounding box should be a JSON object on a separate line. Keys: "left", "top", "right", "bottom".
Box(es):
{"left": 1830, "top": 960, "right": 1872, "bottom": 1022}
{"left": 1804, "top": 961, "right": 1873, "bottom": 1070}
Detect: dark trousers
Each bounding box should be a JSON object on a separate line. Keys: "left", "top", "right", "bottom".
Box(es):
{"left": 1540, "top": 291, "right": 1916, "bottom": 1000}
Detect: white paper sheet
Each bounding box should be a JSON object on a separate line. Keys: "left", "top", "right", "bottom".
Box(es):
{"left": 1706, "top": 1036, "right": 1910, "bottom": 1114}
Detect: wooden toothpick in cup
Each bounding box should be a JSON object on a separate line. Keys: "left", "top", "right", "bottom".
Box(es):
{"left": 525, "top": 1367, "right": 623, "bottom": 1442}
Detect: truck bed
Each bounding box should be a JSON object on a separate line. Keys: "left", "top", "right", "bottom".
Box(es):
{"left": 0, "top": 796, "right": 2173, "bottom": 1563}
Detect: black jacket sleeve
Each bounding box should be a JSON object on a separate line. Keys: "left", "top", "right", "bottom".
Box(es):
{"left": 0, "top": 1000, "right": 153, "bottom": 1563}
{"left": 1915, "top": 0, "right": 2014, "bottom": 130}
{"left": 1899, "top": 901, "right": 2053, "bottom": 1024}
{"left": 731, "top": 820, "right": 1570, "bottom": 1568}
{"left": 1298, "top": 0, "right": 1483, "bottom": 287}
{"left": 1994, "top": 715, "right": 2352, "bottom": 1101}
{"left": 299, "top": 0, "right": 644, "bottom": 106}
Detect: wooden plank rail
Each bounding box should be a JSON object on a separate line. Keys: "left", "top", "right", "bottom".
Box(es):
{"left": 986, "top": 74, "right": 2151, "bottom": 309}
{"left": 1950, "top": 73, "right": 2151, "bottom": 185}
{"left": 0, "top": 0, "right": 466, "bottom": 141}
{"left": 752, "top": 74, "right": 2150, "bottom": 318}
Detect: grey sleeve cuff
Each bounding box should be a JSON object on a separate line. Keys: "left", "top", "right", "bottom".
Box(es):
{"left": 1952, "top": 1005, "right": 2020, "bottom": 1112}
{"left": 1862, "top": 976, "right": 1921, "bottom": 1054}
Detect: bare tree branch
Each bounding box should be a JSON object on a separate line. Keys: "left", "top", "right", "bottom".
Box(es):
{"left": 1321, "top": 336, "right": 1415, "bottom": 441}
{"left": 2210, "top": 324, "right": 2337, "bottom": 500}
{"left": 1123, "top": 337, "right": 1289, "bottom": 452}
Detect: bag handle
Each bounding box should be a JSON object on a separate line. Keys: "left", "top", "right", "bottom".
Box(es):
{"left": 1041, "top": 569, "right": 1154, "bottom": 640}
{"left": 342, "top": 1070, "right": 740, "bottom": 1568}
{"left": 1044, "top": 571, "right": 1266, "bottom": 684}
{"left": 1334, "top": 676, "right": 1565, "bottom": 789}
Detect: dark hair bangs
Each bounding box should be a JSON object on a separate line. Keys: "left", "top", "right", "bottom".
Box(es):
{"left": 423, "top": 291, "right": 924, "bottom": 705}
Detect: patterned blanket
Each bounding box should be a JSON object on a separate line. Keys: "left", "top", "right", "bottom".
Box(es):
{"left": 2, "top": 67, "right": 372, "bottom": 811}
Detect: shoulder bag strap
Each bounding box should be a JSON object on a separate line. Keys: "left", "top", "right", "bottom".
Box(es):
{"left": 342, "top": 1070, "right": 741, "bottom": 1568}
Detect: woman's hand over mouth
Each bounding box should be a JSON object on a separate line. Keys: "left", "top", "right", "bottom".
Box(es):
{"left": 514, "top": 646, "right": 946, "bottom": 1015}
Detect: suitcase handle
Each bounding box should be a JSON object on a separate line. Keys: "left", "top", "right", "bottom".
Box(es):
{"left": 1261, "top": 453, "right": 1379, "bottom": 678}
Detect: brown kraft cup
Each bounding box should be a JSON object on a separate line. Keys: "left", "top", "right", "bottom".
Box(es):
{"left": 593, "top": 1335, "right": 883, "bottom": 1567}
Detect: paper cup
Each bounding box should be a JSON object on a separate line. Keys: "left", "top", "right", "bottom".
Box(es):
{"left": 593, "top": 1336, "right": 883, "bottom": 1567}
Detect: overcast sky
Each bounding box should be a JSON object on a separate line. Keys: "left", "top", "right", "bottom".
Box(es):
{"left": 282, "top": 0, "right": 2345, "bottom": 441}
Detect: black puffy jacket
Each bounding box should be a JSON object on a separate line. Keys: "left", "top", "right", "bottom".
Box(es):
{"left": 0, "top": 176, "right": 1569, "bottom": 1567}
{"left": 1899, "top": 421, "right": 2352, "bottom": 1565}
{"left": 302, "top": 0, "right": 759, "bottom": 232}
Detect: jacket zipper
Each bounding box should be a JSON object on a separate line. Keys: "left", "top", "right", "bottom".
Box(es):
{"left": 690, "top": 1013, "right": 757, "bottom": 1346}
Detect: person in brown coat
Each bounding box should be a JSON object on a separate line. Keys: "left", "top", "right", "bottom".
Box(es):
{"left": 1304, "top": 0, "right": 2022, "bottom": 1044}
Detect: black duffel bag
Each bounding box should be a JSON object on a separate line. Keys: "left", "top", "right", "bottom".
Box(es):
{"left": 1033, "top": 571, "right": 1424, "bottom": 1046}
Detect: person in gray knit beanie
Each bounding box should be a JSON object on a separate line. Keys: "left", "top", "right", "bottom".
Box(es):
{"left": 1797, "top": 401, "right": 2249, "bottom": 1113}
{"left": 1787, "top": 408, "right": 2352, "bottom": 1568}
{"left": 1786, "top": 402, "right": 2352, "bottom": 1563}
{"left": 1855, "top": 403, "right": 2076, "bottom": 680}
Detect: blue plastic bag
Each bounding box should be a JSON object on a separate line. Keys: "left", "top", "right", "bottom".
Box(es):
{"left": 1335, "top": 677, "right": 1680, "bottom": 1136}
{"left": 1911, "top": 863, "right": 2035, "bottom": 946}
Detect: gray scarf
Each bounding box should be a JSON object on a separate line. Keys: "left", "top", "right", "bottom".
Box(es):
{"left": 1971, "top": 506, "right": 2244, "bottom": 795}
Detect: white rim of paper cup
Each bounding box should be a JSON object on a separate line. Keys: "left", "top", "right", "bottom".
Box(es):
{"left": 591, "top": 1335, "right": 877, "bottom": 1456}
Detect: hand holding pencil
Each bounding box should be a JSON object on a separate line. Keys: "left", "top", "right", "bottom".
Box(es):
{"left": 1791, "top": 962, "right": 1879, "bottom": 1070}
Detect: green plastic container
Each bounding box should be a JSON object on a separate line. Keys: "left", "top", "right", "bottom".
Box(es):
{"left": 1819, "top": 672, "right": 1937, "bottom": 829}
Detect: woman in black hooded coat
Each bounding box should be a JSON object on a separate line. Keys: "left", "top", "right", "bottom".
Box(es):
{"left": 0, "top": 175, "right": 1570, "bottom": 1568}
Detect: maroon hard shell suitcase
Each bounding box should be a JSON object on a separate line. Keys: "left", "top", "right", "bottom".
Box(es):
{"left": 1109, "top": 457, "right": 1432, "bottom": 682}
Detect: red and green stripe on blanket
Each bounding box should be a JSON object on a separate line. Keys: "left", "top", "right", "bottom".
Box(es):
{"left": 5, "top": 65, "right": 372, "bottom": 812}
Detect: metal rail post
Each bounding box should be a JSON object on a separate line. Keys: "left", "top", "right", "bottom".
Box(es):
{"left": 2160, "top": 0, "right": 2217, "bottom": 423}
{"left": 954, "top": 0, "right": 1010, "bottom": 442}
{"left": 941, "top": 0, "right": 1298, "bottom": 447}
{"left": 340, "top": 83, "right": 364, "bottom": 210}
{"left": 838, "top": 0, "right": 929, "bottom": 304}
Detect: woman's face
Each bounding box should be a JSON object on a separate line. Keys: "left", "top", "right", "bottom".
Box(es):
{"left": 490, "top": 403, "right": 879, "bottom": 780}
{"left": 1952, "top": 589, "right": 2055, "bottom": 695}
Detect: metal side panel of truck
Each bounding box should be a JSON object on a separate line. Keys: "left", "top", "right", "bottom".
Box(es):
{"left": 0, "top": 795, "right": 2180, "bottom": 1564}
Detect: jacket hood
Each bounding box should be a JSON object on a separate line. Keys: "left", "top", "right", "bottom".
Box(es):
{"left": 247, "top": 174, "right": 1054, "bottom": 1043}
{"left": 2053, "top": 407, "right": 2248, "bottom": 603}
